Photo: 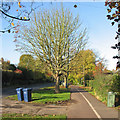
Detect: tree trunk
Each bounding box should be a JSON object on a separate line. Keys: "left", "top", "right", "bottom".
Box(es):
{"left": 64, "top": 76, "right": 68, "bottom": 88}
{"left": 55, "top": 74, "right": 60, "bottom": 93}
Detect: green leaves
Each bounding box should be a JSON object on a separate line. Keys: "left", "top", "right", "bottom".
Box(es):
{"left": 69, "top": 49, "right": 96, "bottom": 81}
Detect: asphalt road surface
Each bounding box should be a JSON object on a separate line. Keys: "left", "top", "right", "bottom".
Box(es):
{"left": 67, "top": 85, "right": 119, "bottom": 120}
{"left": 1, "top": 82, "right": 54, "bottom": 98}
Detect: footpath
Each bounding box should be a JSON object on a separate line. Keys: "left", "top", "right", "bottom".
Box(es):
{"left": 1, "top": 85, "right": 119, "bottom": 119}
{"left": 67, "top": 85, "right": 119, "bottom": 120}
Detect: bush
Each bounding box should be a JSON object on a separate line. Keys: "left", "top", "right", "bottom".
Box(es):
{"left": 8, "top": 64, "right": 16, "bottom": 71}
{"left": 110, "top": 74, "right": 120, "bottom": 93}
{"left": 2, "top": 70, "right": 14, "bottom": 86}
{"left": 89, "top": 74, "right": 114, "bottom": 103}
{"left": 2, "top": 66, "right": 53, "bottom": 86}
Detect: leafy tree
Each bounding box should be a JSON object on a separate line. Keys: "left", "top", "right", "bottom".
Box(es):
{"left": 14, "top": 5, "right": 87, "bottom": 93}
{"left": 93, "top": 57, "right": 108, "bottom": 77}
{"left": 94, "top": 61, "right": 104, "bottom": 75}
{"left": 1, "top": 58, "right": 16, "bottom": 71}
{"left": 2, "top": 61, "right": 10, "bottom": 70}
{"left": 2, "top": 59, "right": 16, "bottom": 71}
{"left": 18, "top": 54, "right": 35, "bottom": 70}
{"left": 69, "top": 49, "right": 96, "bottom": 84}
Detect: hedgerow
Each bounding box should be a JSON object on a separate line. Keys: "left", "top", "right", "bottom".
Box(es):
{"left": 89, "top": 73, "right": 120, "bottom": 103}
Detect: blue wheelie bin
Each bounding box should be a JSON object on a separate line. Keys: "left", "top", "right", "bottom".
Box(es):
{"left": 16, "top": 88, "right": 24, "bottom": 101}
{"left": 23, "top": 88, "right": 32, "bottom": 102}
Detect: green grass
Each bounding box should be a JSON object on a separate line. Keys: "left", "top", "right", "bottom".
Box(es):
{"left": 6, "top": 87, "right": 70, "bottom": 104}
{"left": 2, "top": 113, "right": 67, "bottom": 120}
{"left": 83, "top": 87, "right": 107, "bottom": 103}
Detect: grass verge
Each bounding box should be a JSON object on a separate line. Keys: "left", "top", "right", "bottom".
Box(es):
{"left": 6, "top": 86, "right": 70, "bottom": 104}
{"left": 2, "top": 113, "right": 67, "bottom": 120}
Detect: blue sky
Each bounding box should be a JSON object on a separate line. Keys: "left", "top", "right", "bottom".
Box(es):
{"left": 1, "top": 2, "right": 118, "bottom": 70}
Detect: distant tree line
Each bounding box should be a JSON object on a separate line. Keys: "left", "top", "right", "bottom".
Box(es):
{"left": 1, "top": 56, "right": 53, "bottom": 86}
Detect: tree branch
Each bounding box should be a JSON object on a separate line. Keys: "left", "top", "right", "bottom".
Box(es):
{"left": 0, "top": 9, "right": 30, "bottom": 21}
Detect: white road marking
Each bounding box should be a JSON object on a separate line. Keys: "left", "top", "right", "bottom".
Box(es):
{"left": 76, "top": 88, "right": 102, "bottom": 120}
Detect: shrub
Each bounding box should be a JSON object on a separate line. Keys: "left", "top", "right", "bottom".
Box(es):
{"left": 8, "top": 64, "right": 16, "bottom": 71}
{"left": 110, "top": 74, "right": 120, "bottom": 93}
{"left": 2, "top": 70, "right": 14, "bottom": 86}
{"left": 89, "top": 74, "right": 114, "bottom": 103}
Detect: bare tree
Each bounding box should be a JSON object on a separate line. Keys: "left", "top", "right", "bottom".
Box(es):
{"left": 15, "top": 5, "right": 88, "bottom": 93}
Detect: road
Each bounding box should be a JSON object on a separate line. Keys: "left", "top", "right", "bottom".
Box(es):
{"left": 67, "top": 85, "right": 119, "bottom": 120}
{"left": 1, "top": 82, "right": 55, "bottom": 98}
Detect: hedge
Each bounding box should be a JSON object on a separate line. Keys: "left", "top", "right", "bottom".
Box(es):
{"left": 89, "top": 74, "right": 120, "bottom": 103}
{"left": 2, "top": 70, "right": 52, "bottom": 86}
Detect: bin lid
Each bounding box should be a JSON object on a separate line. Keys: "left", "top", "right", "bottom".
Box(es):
{"left": 16, "top": 88, "right": 23, "bottom": 90}
{"left": 23, "top": 88, "right": 32, "bottom": 91}
{"left": 108, "top": 91, "right": 116, "bottom": 95}
{"left": 108, "top": 91, "right": 113, "bottom": 94}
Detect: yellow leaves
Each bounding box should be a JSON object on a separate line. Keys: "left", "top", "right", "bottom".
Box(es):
{"left": 18, "top": 2, "right": 22, "bottom": 8}
{"left": 107, "top": 9, "right": 111, "bottom": 13}
{"left": 24, "top": 17, "right": 27, "bottom": 19}
{"left": 18, "top": 2, "right": 20, "bottom": 6}
{"left": 11, "top": 22, "right": 14, "bottom": 26}
{"left": 112, "top": 13, "right": 117, "bottom": 18}
{"left": 16, "top": 9, "right": 18, "bottom": 11}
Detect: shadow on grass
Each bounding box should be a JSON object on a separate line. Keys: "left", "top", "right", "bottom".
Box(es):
{"left": 32, "top": 88, "right": 55, "bottom": 94}
{"left": 32, "top": 88, "right": 70, "bottom": 94}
